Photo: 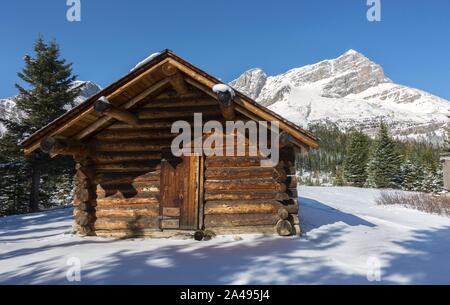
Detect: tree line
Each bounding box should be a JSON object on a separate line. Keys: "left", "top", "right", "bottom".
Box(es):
{"left": 298, "top": 122, "right": 445, "bottom": 193}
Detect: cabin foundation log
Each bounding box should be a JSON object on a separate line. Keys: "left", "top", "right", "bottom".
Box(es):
{"left": 73, "top": 159, "right": 97, "bottom": 236}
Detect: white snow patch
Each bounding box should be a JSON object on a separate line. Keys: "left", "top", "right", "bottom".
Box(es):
{"left": 213, "top": 84, "right": 236, "bottom": 98}
{"left": 130, "top": 52, "right": 161, "bottom": 72}
{"left": 1, "top": 187, "right": 450, "bottom": 284}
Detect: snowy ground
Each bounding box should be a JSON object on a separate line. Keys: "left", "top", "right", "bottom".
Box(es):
{"left": 1, "top": 186, "right": 450, "bottom": 285}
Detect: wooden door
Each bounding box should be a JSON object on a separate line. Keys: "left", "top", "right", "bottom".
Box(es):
{"left": 160, "top": 154, "right": 201, "bottom": 230}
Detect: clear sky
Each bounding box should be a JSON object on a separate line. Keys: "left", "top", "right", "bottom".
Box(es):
{"left": 0, "top": 0, "right": 449, "bottom": 99}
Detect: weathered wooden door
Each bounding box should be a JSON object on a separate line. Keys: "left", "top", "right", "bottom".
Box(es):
{"left": 160, "top": 154, "right": 201, "bottom": 230}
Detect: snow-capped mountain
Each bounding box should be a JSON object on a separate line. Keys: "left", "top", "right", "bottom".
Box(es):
{"left": 230, "top": 50, "right": 450, "bottom": 143}
{"left": 0, "top": 81, "right": 102, "bottom": 136}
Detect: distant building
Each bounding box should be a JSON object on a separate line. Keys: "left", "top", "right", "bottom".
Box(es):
{"left": 441, "top": 156, "right": 450, "bottom": 191}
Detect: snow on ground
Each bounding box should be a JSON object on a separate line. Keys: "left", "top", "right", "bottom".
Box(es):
{"left": 1, "top": 186, "right": 450, "bottom": 284}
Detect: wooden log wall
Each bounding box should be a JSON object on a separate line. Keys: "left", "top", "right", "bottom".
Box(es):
{"left": 203, "top": 143, "right": 300, "bottom": 236}
{"left": 89, "top": 91, "right": 223, "bottom": 237}
{"left": 73, "top": 158, "right": 97, "bottom": 236}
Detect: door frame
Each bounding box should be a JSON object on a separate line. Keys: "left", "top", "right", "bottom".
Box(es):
{"left": 159, "top": 153, "right": 203, "bottom": 231}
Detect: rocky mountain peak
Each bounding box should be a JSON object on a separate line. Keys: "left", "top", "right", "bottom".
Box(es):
{"left": 229, "top": 68, "right": 267, "bottom": 100}
{"left": 230, "top": 50, "right": 450, "bottom": 143}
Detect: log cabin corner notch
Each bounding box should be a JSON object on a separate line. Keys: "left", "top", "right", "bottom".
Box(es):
{"left": 20, "top": 50, "right": 319, "bottom": 239}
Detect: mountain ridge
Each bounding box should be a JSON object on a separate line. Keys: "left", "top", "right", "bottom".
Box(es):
{"left": 230, "top": 50, "right": 450, "bottom": 143}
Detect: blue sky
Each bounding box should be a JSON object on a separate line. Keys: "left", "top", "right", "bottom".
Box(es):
{"left": 0, "top": 0, "right": 449, "bottom": 99}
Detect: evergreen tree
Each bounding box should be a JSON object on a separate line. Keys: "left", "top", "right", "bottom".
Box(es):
{"left": 343, "top": 131, "right": 370, "bottom": 187}
{"left": 366, "top": 122, "right": 403, "bottom": 189}
{"left": 0, "top": 37, "right": 79, "bottom": 214}
{"left": 400, "top": 159, "right": 425, "bottom": 191}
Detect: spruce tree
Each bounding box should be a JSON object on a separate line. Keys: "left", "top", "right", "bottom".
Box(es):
{"left": 343, "top": 131, "right": 370, "bottom": 187}
{"left": 401, "top": 159, "right": 425, "bottom": 191}
{"left": 366, "top": 122, "right": 403, "bottom": 189}
{"left": 0, "top": 37, "right": 79, "bottom": 213}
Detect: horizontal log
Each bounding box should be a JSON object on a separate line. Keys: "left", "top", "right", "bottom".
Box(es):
{"left": 205, "top": 214, "right": 279, "bottom": 227}
{"left": 96, "top": 205, "right": 159, "bottom": 218}
{"left": 40, "top": 137, "right": 90, "bottom": 156}
{"left": 92, "top": 151, "right": 162, "bottom": 163}
{"left": 205, "top": 200, "right": 297, "bottom": 215}
{"left": 94, "top": 129, "right": 175, "bottom": 141}
{"left": 97, "top": 182, "right": 160, "bottom": 194}
{"left": 95, "top": 171, "right": 160, "bottom": 185}
{"left": 205, "top": 179, "right": 287, "bottom": 192}
{"left": 143, "top": 98, "right": 217, "bottom": 109}
{"left": 96, "top": 197, "right": 159, "bottom": 206}
{"left": 108, "top": 120, "right": 174, "bottom": 130}
{"left": 97, "top": 190, "right": 159, "bottom": 200}
{"left": 206, "top": 157, "right": 284, "bottom": 168}
{"left": 137, "top": 107, "right": 221, "bottom": 120}
{"left": 107, "top": 116, "right": 225, "bottom": 130}
{"left": 205, "top": 167, "right": 287, "bottom": 182}
{"left": 92, "top": 140, "right": 172, "bottom": 152}
{"left": 95, "top": 162, "right": 161, "bottom": 173}
{"left": 95, "top": 217, "right": 160, "bottom": 230}
{"left": 202, "top": 226, "right": 276, "bottom": 235}
{"left": 205, "top": 191, "right": 290, "bottom": 201}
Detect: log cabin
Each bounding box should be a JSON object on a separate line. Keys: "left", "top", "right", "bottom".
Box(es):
{"left": 21, "top": 50, "right": 319, "bottom": 239}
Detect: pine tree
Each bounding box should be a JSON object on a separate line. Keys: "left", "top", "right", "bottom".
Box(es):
{"left": 401, "top": 159, "right": 425, "bottom": 191}
{"left": 367, "top": 122, "right": 403, "bottom": 189}
{"left": 0, "top": 37, "right": 79, "bottom": 213}
{"left": 343, "top": 131, "right": 370, "bottom": 187}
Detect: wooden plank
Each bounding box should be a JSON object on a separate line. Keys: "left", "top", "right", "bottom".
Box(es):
{"left": 205, "top": 167, "right": 287, "bottom": 182}
{"left": 137, "top": 107, "right": 220, "bottom": 120}
{"left": 94, "top": 129, "right": 174, "bottom": 141}
{"left": 205, "top": 200, "right": 290, "bottom": 215}
{"left": 95, "top": 162, "right": 161, "bottom": 173}
{"left": 205, "top": 179, "right": 287, "bottom": 192}
{"left": 96, "top": 206, "right": 159, "bottom": 218}
{"left": 161, "top": 219, "right": 180, "bottom": 229}
{"left": 92, "top": 151, "right": 162, "bottom": 163}
{"left": 95, "top": 171, "right": 160, "bottom": 185}
{"left": 204, "top": 191, "right": 290, "bottom": 201}
{"left": 93, "top": 140, "right": 171, "bottom": 152}
{"left": 204, "top": 213, "right": 279, "bottom": 227}
{"left": 142, "top": 97, "right": 217, "bottom": 109}
{"left": 96, "top": 197, "right": 159, "bottom": 206}
{"left": 163, "top": 207, "right": 181, "bottom": 217}
{"left": 95, "top": 217, "right": 160, "bottom": 230}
